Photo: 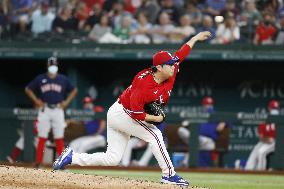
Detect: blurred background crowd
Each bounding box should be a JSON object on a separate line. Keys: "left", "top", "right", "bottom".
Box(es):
{"left": 1, "top": 0, "right": 284, "bottom": 44}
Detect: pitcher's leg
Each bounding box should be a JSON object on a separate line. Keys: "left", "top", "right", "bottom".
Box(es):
{"left": 130, "top": 120, "right": 175, "bottom": 177}
{"left": 72, "top": 127, "right": 129, "bottom": 166}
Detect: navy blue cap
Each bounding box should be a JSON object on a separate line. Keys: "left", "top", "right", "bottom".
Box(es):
{"left": 47, "top": 57, "right": 58, "bottom": 66}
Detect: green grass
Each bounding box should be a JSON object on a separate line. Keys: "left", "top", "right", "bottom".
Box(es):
{"left": 71, "top": 169, "right": 284, "bottom": 189}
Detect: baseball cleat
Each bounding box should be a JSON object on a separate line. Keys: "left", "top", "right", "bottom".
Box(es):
{"left": 53, "top": 147, "right": 73, "bottom": 170}
{"left": 161, "top": 174, "right": 189, "bottom": 186}
{"left": 6, "top": 156, "right": 14, "bottom": 164}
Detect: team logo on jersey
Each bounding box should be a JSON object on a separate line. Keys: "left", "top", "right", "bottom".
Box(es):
{"left": 41, "top": 83, "right": 62, "bottom": 93}
{"left": 42, "top": 79, "right": 47, "bottom": 83}
{"left": 154, "top": 90, "right": 158, "bottom": 94}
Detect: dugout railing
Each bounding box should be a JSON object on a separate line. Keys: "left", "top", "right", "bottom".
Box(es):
{"left": 0, "top": 108, "right": 283, "bottom": 170}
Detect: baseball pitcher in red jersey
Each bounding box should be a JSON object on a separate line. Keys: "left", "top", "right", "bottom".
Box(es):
{"left": 53, "top": 31, "right": 211, "bottom": 186}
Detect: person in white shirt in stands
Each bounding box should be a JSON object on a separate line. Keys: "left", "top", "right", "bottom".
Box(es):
{"left": 150, "top": 12, "right": 175, "bottom": 44}
{"left": 130, "top": 12, "right": 152, "bottom": 44}
{"left": 169, "top": 14, "right": 196, "bottom": 43}
{"left": 31, "top": 2, "right": 55, "bottom": 37}
{"left": 213, "top": 12, "right": 240, "bottom": 44}
{"left": 88, "top": 15, "right": 112, "bottom": 42}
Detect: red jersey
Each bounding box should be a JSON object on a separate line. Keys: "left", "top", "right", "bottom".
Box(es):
{"left": 258, "top": 122, "right": 276, "bottom": 138}
{"left": 119, "top": 44, "right": 191, "bottom": 120}
{"left": 255, "top": 24, "right": 277, "bottom": 44}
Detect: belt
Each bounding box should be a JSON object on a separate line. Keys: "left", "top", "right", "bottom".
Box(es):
{"left": 46, "top": 104, "right": 58, "bottom": 109}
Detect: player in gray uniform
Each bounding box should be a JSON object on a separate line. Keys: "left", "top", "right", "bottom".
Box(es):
{"left": 25, "top": 57, "right": 77, "bottom": 167}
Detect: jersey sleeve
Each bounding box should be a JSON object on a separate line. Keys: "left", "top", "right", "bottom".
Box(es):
{"left": 129, "top": 89, "right": 147, "bottom": 121}
{"left": 167, "top": 44, "right": 191, "bottom": 83}
{"left": 174, "top": 44, "right": 191, "bottom": 64}
{"left": 64, "top": 76, "right": 75, "bottom": 94}
{"left": 258, "top": 123, "right": 265, "bottom": 137}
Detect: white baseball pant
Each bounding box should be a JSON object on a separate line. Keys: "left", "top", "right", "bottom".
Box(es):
{"left": 178, "top": 127, "right": 215, "bottom": 150}
{"left": 72, "top": 101, "right": 175, "bottom": 177}
{"left": 121, "top": 137, "right": 154, "bottom": 166}
{"left": 69, "top": 135, "right": 106, "bottom": 153}
{"left": 37, "top": 106, "right": 65, "bottom": 139}
{"left": 245, "top": 141, "right": 275, "bottom": 170}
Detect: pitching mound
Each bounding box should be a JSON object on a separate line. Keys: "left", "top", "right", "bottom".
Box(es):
{"left": 0, "top": 165, "right": 207, "bottom": 189}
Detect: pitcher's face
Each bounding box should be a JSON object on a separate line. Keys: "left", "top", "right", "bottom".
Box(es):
{"left": 161, "top": 64, "right": 175, "bottom": 78}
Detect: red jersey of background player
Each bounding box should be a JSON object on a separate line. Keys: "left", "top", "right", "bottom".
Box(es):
{"left": 119, "top": 44, "right": 191, "bottom": 121}
{"left": 258, "top": 122, "right": 276, "bottom": 138}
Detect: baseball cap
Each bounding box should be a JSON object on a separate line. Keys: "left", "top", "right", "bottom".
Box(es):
{"left": 47, "top": 56, "right": 58, "bottom": 66}
{"left": 152, "top": 51, "right": 180, "bottom": 66}
{"left": 83, "top": 96, "right": 93, "bottom": 104}
{"left": 268, "top": 100, "right": 280, "bottom": 110}
{"left": 202, "top": 96, "right": 214, "bottom": 106}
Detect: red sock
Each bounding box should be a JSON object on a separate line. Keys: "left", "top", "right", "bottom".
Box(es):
{"left": 11, "top": 147, "right": 22, "bottom": 161}
{"left": 211, "top": 151, "right": 219, "bottom": 161}
{"left": 36, "top": 137, "right": 47, "bottom": 164}
{"left": 55, "top": 138, "right": 64, "bottom": 155}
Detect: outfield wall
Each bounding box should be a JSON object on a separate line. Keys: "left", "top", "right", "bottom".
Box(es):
{"left": 0, "top": 44, "right": 283, "bottom": 169}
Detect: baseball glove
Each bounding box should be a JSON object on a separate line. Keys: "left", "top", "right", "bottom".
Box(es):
{"left": 144, "top": 102, "right": 166, "bottom": 125}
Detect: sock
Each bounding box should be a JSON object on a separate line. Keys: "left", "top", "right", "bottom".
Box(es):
{"left": 11, "top": 147, "right": 22, "bottom": 161}
{"left": 211, "top": 151, "right": 219, "bottom": 166}
{"left": 55, "top": 138, "right": 64, "bottom": 155}
{"left": 36, "top": 137, "right": 47, "bottom": 164}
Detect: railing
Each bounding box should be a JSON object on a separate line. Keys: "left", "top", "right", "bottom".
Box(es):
{"left": 0, "top": 108, "right": 283, "bottom": 170}
{"left": 0, "top": 42, "right": 284, "bottom": 61}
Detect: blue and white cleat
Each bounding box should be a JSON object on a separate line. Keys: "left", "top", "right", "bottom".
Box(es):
{"left": 161, "top": 174, "right": 189, "bottom": 186}
{"left": 53, "top": 147, "right": 73, "bottom": 170}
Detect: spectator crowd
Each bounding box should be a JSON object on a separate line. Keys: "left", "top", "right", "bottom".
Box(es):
{"left": 1, "top": 0, "right": 284, "bottom": 44}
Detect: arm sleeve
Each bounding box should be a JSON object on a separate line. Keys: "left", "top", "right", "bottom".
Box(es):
{"left": 258, "top": 123, "right": 265, "bottom": 136}
{"left": 64, "top": 77, "right": 75, "bottom": 94}
{"left": 167, "top": 44, "right": 191, "bottom": 84}
{"left": 129, "top": 89, "right": 147, "bottom": 121}
{"left": 174, "top": 44, "right": 191, "bottom": 63}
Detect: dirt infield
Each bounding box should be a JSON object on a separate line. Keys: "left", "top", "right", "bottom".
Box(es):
{"left": 0, "top": 165, "right": 207, "bottom": 189}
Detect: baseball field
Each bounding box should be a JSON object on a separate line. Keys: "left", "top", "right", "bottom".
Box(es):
{"left": 71, "top": 169, "right": 284, "bottom": 189}
{"left": 0, "top": 165, "right": 283, "bottom": 189}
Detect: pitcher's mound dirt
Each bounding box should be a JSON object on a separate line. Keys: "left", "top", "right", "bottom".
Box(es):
{"left": 0, "top": 165, "right": 208, "bottom": 189}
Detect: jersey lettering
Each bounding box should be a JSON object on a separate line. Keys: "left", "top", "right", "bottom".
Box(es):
{"left": 41, "top": 83, "right": 62, "bottom": 93}
{"left": 137, "top": 71, "right": 150, "bottom": 79}
{"left": 158, "top": 95, "right": 164, "bottom": 104}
